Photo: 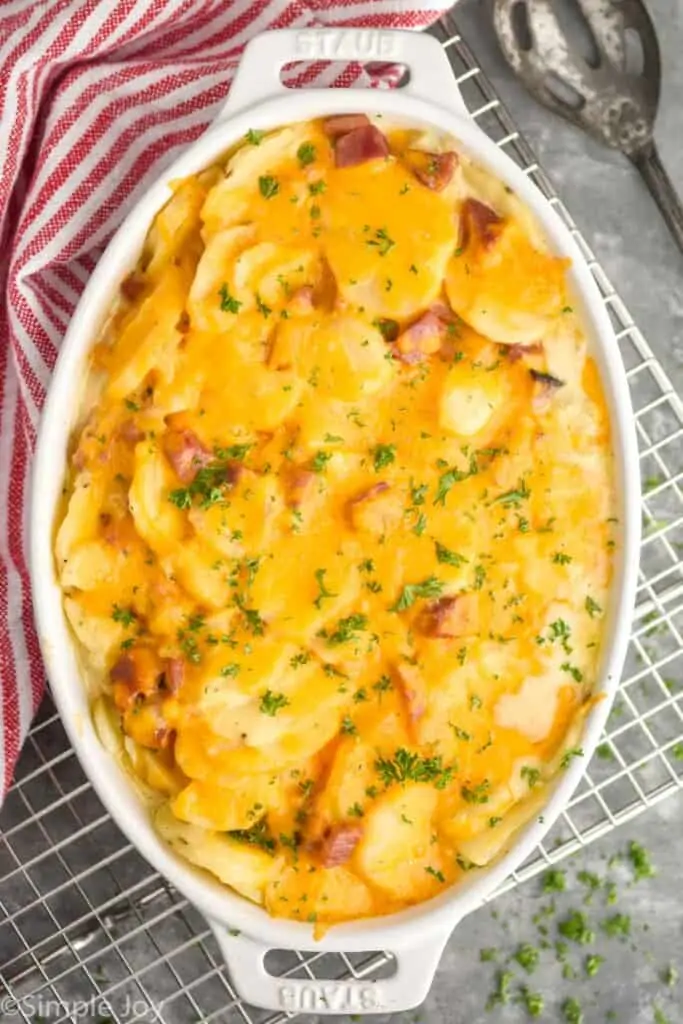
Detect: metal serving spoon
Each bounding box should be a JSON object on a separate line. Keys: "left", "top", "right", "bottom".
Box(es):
{"left": 492, "top": 0, "right": 683, "bottom": 251}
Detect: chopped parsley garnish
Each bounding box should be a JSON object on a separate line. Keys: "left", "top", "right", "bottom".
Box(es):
{"left": 258, "top": 175, "right": 279, "bottom": 199}
{"left": 559, "top": 910, "right": 594, "bottom": 945}
{"left": 311, "top": 450, "right": 333, "bottom": 473}
{"left": 372, "top": 443, "right": 396, "bottom": 471}
{"left": 375, "top": 748, "right": 454, "bottom": 789}
{"left": 522, "top": 989, "right": 544, "bottom": 1017}
{"left": 562, "top": 997, "right": 583, "bottom": 1024}
{"left": 461, "top": 780, "right": 490, "bottom": 804}
{"left": 553, "top": 551, "right": 572, "bottom": 564}
{"left": 366, "top": 227, "right": 395, "bottom": 256}
{"left": 340, "top": 715, "right": 358, "bottom": 736}
{"left": 486, "top": 970, "right": 513, "bottom": 1010}
{"left": 220, "top": 663, "right": 240, "bottom": 678}
{"left": 112, "top": 604, "right": 136, "bottom": 626}
{"left": 347, "top": 802, "right": 364, "bottom": 817}
{"left": 543, "top": 868, "right": 566, "bottom": 892}
{"left": 374, "top": 317, "right": 399, "bottom": 341}
{"left": 317, "top": 613, "right": 368, "bottom": 646}
{"left": 313, "top": 568, "right": 337, "bottom": 609}
{"left": 412, "top": 512, "right": 427, "bottom": 536}
{"left": 390, "top": 575, "right": 443, "bottom": 612}
{"left": 256, "top": 294, "right": 272, "bottom": 317}
{"left": 308, "top": 180, "right": 326, "bottom": 195}
{"left": 230, "top": 820, "right": 275, "bottom": 852}
{"left": 373, "top": 674, "right": 393, "bottom": 694}
{"left": 297, "top": 142, "right": 316, "bottom": 167}
{"left": 259, "top": 690, "right": 290, "bottom": 716}
{"left": 290, "top": 651, "right": 310, "bottom": 668}
{"left": 218, "top": 283, "right": 242, "bottom": 313}
{"left": 585, "top": 595, "right": 602, "bottom": 617}
{"left": 490, "top": 479, "right": 530, "bottom": 507}
{"left": 425, "top": 866, "right": 445, "bottom": 883}
{"left": 627, "top": 840, "right": 655, "bottom": 881}
{"left": 521, "top": 765, "right": 542, "bottom": 788}
{"left": 473, "top": 564, "right": 487, "bottom": 590}
{"left": 435, "top": 542, "right": 468, "bottom": 567}
{"left": 410, "top": 481, "right": 428, "bottom": 506}
{"left": 560, "top": 746, "right": 584, "bottom": 769}
{"left": 602, "top": 914, "right": 632, "bottom": 938}
{"left": 241, "top": 605, "right": 266, "bottom": 636}
{"left": 214, "top": 443, "right": 253, "bottom": 461}
{"left": 480, "top": 948, "right": 497, "bottom": 962}
{"left": 450, "top": 725, "right": 471, "bottom": 742}
{"left": 585, "top": 953, "right": 604, "bottom": 977}
{"left": 561, "top": 662, "right": 584, "bottom": 682}
{"left": 245, "top": 128, "right": 264, "bottom": 146}
{"left": 514, "top": 943, "right": 540, "bottom": 974}
{"left": 433, "top": 456, "right": 479, "bottom": 506}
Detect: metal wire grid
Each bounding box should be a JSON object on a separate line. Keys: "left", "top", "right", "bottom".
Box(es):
{"left": 2, "top": 13, "right": 683, "bottom": 1023}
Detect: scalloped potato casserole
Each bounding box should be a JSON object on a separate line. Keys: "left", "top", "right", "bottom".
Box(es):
{"left": 56, "top": 115, "right": 616, "bottom": 927}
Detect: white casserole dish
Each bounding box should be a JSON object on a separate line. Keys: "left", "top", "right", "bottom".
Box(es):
{"left": 30, "top": 27, "right": 640, "bottom": 1015}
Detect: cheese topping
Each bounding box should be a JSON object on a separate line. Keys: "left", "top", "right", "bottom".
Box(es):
{"left": 55, "top": 115, "right": 615, "bottom": 928}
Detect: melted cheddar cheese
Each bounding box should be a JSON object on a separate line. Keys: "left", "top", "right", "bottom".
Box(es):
{"left": 56, "top": 116, "right": 615, "bottom": 928}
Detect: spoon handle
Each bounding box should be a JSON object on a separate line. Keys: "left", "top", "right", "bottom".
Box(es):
{"left": 631, "top": 142, "right": 683, "bottom": 253}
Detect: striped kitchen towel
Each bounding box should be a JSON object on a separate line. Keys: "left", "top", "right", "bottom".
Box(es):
{"left": 0, "top": 0, "right": 453, "bottom": 800}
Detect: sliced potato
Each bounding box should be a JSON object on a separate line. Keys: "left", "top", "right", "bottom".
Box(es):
{"left": 172, "top": 777, "right": 279, "bottom": 831}
{"left": 155, "top": 804, "right": 277, "bottom": 903}
{"left": 355, "top": 783, "right": 444, "bottom": 900}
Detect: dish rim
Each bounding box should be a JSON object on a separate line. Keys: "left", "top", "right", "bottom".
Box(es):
{"left": 29, "top": 84, "right": 641, "bottom": 953}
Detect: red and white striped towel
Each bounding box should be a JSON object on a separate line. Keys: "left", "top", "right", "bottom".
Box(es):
{"left": 0, "top": 0, "right": 453, "bottom": 801}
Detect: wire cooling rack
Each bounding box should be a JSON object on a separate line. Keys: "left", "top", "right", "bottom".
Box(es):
{"left": 2, "top": 13, "right": 683, "bottom": 1024}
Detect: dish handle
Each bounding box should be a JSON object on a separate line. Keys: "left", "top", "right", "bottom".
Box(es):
{"left": 209, "top": 922, "right": 453, "bottom": 1014}
{"left": 217, "top": 27, "right": 468, "bottom": 120}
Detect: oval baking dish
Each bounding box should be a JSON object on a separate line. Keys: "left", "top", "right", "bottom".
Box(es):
{"left": 30, "top": 28, "right": 640, "bottom": 1015}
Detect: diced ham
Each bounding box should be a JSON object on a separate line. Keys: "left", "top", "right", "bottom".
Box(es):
{"left": 165, "top": 658, "right": 185, "bottom": 693}
{"left": 530, "top": 369, "right": 565, "bottom": 412}
{"left": 396, "top": 312, "right": 446, "bottom": 364}
{"left": 123, "top": 695, "right": 174, "bottom": 750}
{"left": 322, "top": 114, "right": 371, "bottom": 139}
{"left": 110, "top": 654, "right": 136, "bottom": 687}
{"left": 459, "top": 198, "right": 503, "bottom": 251}
{"left": 72, "top": 448, "right": 87, "bottom": 470}
{"left": 319, "top": 824, "right": 364, "bottom": 867}
{"left": 418, "top": 594, "right": 479, "bottom": 639}
{"left": 348, "top": 483, "right": 403, "bottom": 535}
{"left": 163, "top": 429, "right": 213, "bottom": 483}
{"left": 288, "top": 468, "right": 315, "bottom": 508}
{"left": 176, "top": 311, "right": 191, "bottom": 333}
{"left": 507, "top": 342, "right": 544, "bottom": 363}
{"left": 407, "top": 150, "right": 458, "bottom": 192}
{"left": 351, "top": 481, "right": 390, "bottom": 502}
{"left": 334, "top": 125, "right": 389, "bottom": 168}
{"left": 110, "top": 648, "right": 164, "bottom": 709}
{"left": 119, "top": 419, "right": 145, "bottom": 444}
{"left": 120, "top": 272, "right": 146, "bottom": 302}
{"left": 288, "top": 286, "right": 314, "bottom": 315}
{"left": 396, "top": 664, "right": 427, "bottom": 723}
{"left": 430, "top": 300, "right": 458, "bottom": 322}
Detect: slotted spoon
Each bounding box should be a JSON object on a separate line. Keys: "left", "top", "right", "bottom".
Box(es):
{"left": 493, "top": 0, "right": 683, "bottom": 251}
